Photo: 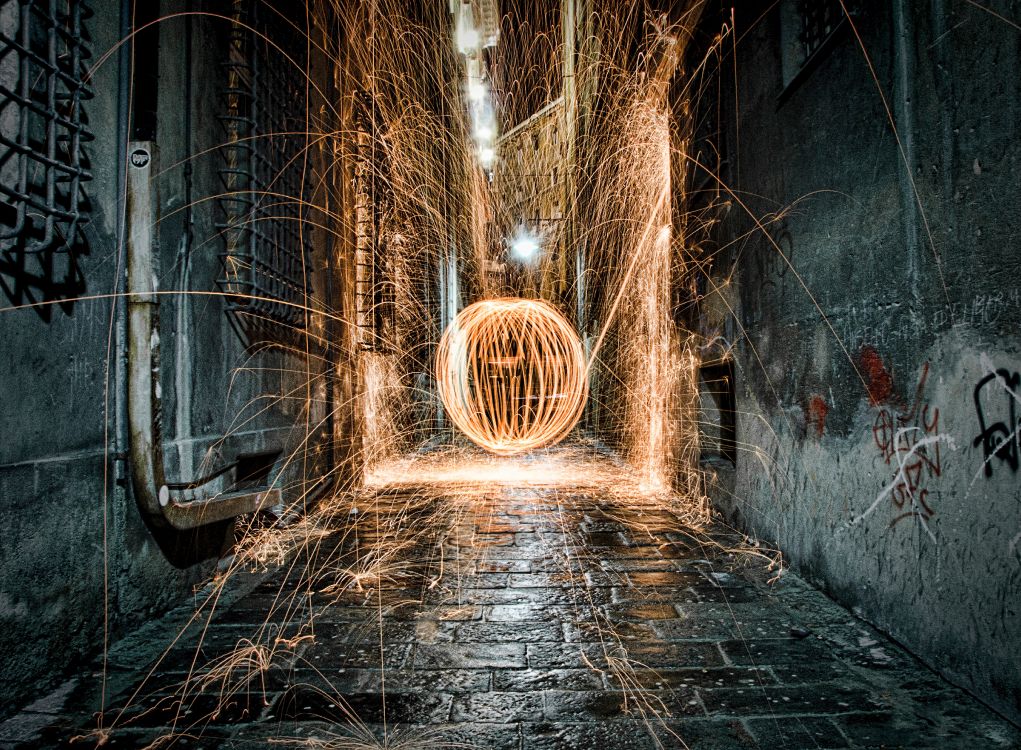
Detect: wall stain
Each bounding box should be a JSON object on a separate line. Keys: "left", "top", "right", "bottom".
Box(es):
{"left": 860, "top": 346, "right": 894, "bottom": 405}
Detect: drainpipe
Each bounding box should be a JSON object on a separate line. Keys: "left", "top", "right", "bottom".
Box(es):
{"left": 126, "top": 142, "right": 279, "bottom": 530}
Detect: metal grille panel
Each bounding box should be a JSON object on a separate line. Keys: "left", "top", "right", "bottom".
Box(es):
{"left": 218, "top": 0, "right": 313, "bottom": 346}
{"left": 353, "top": 88, "right": 395, "bottom": 352}
{"left": 0, "top": 0, "right": 92, "bottom": 256}
{"left": 796, "top": 0, "right": 843, "bottom": 63}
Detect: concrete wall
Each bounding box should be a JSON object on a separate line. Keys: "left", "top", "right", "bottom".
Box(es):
{"left": 0, "top": 0, "right": 351, "bottom": 716}
{"left": 692, "top": 0, "right": 1021, "bottom": 723}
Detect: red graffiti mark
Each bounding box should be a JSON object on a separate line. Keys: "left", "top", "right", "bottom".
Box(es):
{"left": 807, "top": 395, "right": 828, "bottom": 437}
{"left": 871, "top": 362, "right": 942, "bottom": 526}
{"left": 860, "top": 346, "right": 894, "bottom": 405}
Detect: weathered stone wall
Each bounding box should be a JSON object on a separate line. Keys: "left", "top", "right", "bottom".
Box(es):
{"left": 0, "top": 0, "right": 353, "bottom": 716}
{"left": 693, "top": 1, "right": 1021, "bottom": 723}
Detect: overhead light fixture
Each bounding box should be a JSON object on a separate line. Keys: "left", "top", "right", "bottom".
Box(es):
{"left": 467, "top": 79, "right": 486, "bottom": 102}
{"left": 511, "top": 234, "right": 539, "bottom": 261}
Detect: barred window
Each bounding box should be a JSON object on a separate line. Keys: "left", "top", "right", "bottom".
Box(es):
{"left": 0, "top": 0, "right": 92, "bottom": 319}
{"left": 353, "top": 88, "right": 395, "bottom": 352}
{"left": 218, "top": 0, "right": 313, "bottom": 347}
{"left": 796, "top": 0, "right": 843, "bottom": 63}
{"left": 699, "top": 360, "right": 736, "bottom": 465}
{"left": 779, "top": 0, "right": 855, "bottom": 95}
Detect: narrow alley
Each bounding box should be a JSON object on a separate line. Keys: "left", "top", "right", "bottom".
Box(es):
{"left": 1, "top": 1, "right": 1020, "bottom": 748}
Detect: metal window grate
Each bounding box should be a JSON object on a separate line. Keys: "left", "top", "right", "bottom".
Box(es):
{"left": 796, "top": 0, "right": 843, "bottom": 64}
{"left": 218, "top": 0, "right": 313, "bottom": 347}
{"left": 0, "top": 0, "right": 93, "bottom": 316}
{"left": 699, "top": 360, "right": 736, "bottom": 465}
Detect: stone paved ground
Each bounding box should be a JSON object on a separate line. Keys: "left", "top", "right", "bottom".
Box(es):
{"left": 3, "top": 447, "right": 1019, "bottom": 749}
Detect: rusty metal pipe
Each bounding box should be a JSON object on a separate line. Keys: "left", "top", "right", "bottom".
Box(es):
{"left": 126, "top": 141, "right": 278, "bottom": 530}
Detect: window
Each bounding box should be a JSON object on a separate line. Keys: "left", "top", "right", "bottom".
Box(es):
{"left": 0, "top": 0, "right": 92, "bottom": 319}
{"left": 797, "top": 0, "right": 844, "bottom": 62}
{"left": 218, "top": 0, "right": 313, "bottom": 347}
{"left": 779, "top": 0, "right": 855, "bottom": 96}
{"left": 699, "top": 360, "right": 736, "bottom": 465}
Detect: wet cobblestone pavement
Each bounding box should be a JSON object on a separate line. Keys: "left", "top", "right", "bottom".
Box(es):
{"left": 4, "top": 448, "right": 1019, "bottom": 749}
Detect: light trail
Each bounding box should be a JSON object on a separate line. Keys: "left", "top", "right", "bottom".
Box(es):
{"left": 435, "top": 297, "right": 587, "bottom": 455}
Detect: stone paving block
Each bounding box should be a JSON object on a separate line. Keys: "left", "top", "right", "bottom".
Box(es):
{"left": 701, "top": 682, "right": 886, "bottom": 717}
{"left": 526, "top": 643, "right": 612, "bottom": 669}
{"left": 541, "top": 588, "right": 614, "bottom": 606}
{"left": 486, "top": 604, "right": 560, "bottom": 622}
{"left": 835, "top": 710, "right": 1021, "bottom": 749}
{"left": 600, "top": 558, "right": 680, "bottom": 573}
{"left": 649, "top": 613, "right": 742, "bottom": 641}
{"left": 628, "top": 571, "right": 703, "bottom": 587}
{"left": 475, "top": 559, "right": 532, "bottom": 574}
{"left": 406, "top": 721, "right": 524, "bottom": 750}
{"left": 672, "top": 601, "right": 809, "bottom": 640}
{"left": 286, "top": 667, "right": 491, "bottom": 695}
{"left": 455, "top": 572, "right": 510, "bottom": 588}
{"left": 271, "top": 686, "right": 453, "bottom": 724}
{"left": 115, "top": 690, "right": 270, "bottom": 728}
{"left": 414, "top": 642, "right": 527, "bottom": 669}
{"left": 768, "top": 658, "right": 858, "bottom": 684}
{"left": 451, "top": 691, "right": 545, "bottom": 723}
{"left": 718, "top": 636, "right": 838, "bottom": 667}
{"left": 506, "top": 573, "right": 577, "bottom": 588}
{"left": 744, "top": 715, "right": 850, "bottom": 748}
{"left": 563, "top": 620, "right": 657, "bottom": 643}
{"left": 521, "top": 719, "right": 663, "bottom": 750}
{"left": 611, "top": 585, "right": 698, "bottom": 604}
{"left": 603, "top": 602, "right": 681, "bottom": 621}
{"left": 584, "top": 570, "right": 630, "bottom": 587}
{"left": 493, "top": 668, "right": 603, "bottom": 692}
{"left": 653, "top": 718, "right": 759, "bottom": 749}
{"left": 455, "top": 621, "right": 564, "bottom": 643}
{"left": 443, "top": 587, "right": 553, "bottom": 605}
{"left": 46, "top": 725, "right": 235, "bottom": 749}
{"left": 346, "top": 618, "right": 458, "bottom": 644}
{"left": 391, "top": 604, "right": 483, "bottom": 621}
{"left": 303, "top": 641, "right": 411, "bottom": 671}
{"left": 541, "top": 689, "right": 628, "bottom": 720}
{"left": 522, "top": 717, "right": 752, "bottom": 750}
{"left": 618, "top": 641, "right": 728, "bottom": 669}
{"left": 621, "top": 667, "right": 776, "bottom": 691}
{"left": 673, "top": 585, "right": 763, "bottom": 604}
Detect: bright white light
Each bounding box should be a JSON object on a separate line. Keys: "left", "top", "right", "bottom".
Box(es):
{"left": 511, "top": 235, "right": 539, "bottom": 260}
{"left": 457, "top": 25, "right": 480, "bottom": 53}
{"left": 479, "top": 147, "right": 495, "bottom": 166}
{"left": 476, "top": 125, "right": 493, "bottom": 142}
{"left": 468, "top": 80, "right": 486, "bottom": 102}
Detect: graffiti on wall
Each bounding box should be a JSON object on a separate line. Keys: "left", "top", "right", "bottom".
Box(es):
{"left": 871, "top": 362, "right": 945, "bottom": 528}
{"left": 931, "top": 287, "right": 1021, "bottom": 330}
{"left": 972, "top": 367, "right": 1020, "bottom": 478}
{"left": 849, "top": 350, "right": 954, "bottom": 539}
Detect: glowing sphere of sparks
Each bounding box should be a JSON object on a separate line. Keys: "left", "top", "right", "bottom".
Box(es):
{"left": 436, "top": 298, "right": 588, "bottom": 455}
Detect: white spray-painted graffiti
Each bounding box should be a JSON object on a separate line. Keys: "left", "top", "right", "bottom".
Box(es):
{"left": 932, "top": 288, "right": 1021, "bottom": 330}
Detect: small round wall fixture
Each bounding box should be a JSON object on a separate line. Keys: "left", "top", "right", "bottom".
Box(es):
{"left": 436, "top": 298, "right": 588, "bottom": 455}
